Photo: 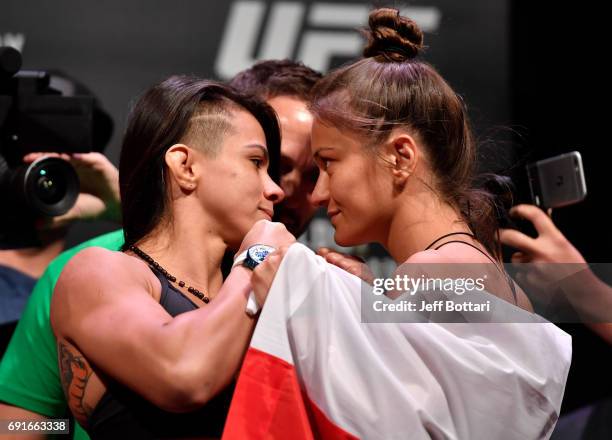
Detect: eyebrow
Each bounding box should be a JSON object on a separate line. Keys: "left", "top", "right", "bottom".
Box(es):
{"left": 244, "top": 143, "right": 269, "bottom": 162}
{"left": 313, "top": 147, "right": 334, "bottom": 159}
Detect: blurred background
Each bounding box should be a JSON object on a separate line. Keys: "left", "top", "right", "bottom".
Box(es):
{"left": 1, "top": 0, "right": 608, "bottom": 415}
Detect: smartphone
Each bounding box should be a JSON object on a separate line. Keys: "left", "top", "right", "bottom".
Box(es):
{"left": 526, "top": 151, "right": 587, "bottom": 209}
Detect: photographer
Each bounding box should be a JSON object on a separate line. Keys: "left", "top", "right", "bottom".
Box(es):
{"left": 0, "top": 53, "right": 119, "bottom": 353}
{"left": 0, "top": 151, "right": 120, "bottom": 350}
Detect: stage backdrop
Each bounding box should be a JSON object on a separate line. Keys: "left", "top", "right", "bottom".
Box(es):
{"left": 1, "top": 0, "right": 511, "bottom": 258}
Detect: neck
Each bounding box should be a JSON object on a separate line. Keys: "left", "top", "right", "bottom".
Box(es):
{"left": 385, "top": 191, "right": 472, "bottom": 264}
{"left": 135, "top": 205, "right": 227, "bottom": 298}
{"left": 0, "top": 237, "right": 66, "bottom": 278}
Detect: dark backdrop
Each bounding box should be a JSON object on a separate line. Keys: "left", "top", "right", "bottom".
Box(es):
{"left": 511, "top": 1, "right": 611, "bottom": 413}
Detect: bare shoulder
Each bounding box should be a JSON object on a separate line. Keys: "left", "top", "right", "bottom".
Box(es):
{"left": 406, "top": 244, "right": 497, "bottom": 265}
{"left": 58, "top": 246, "right": 151, "bottom": 289}
{"left": 405, "top": 249, "right": 456, "bottom": 264}
{"left": 52, "top": 247, "right": 159, "bottom": 333}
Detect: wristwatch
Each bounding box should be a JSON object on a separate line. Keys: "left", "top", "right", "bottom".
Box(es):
{"left": 233, "top": 244, "right": 276, "bottom": 270}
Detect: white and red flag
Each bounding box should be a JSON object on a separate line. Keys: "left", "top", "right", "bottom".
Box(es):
{"left": 223, "top": 244, "right": 571, "bottom": 439}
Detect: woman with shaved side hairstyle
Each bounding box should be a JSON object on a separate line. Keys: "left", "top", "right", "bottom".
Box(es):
{"left": 51, "top": 76, "right": 294, "bottom": 439}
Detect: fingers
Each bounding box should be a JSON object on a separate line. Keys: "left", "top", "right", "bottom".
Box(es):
{"left": 318, "top": 248, "right": 364, "bottom": 262}
{"left": 257, "top": 251, "right": 284, "bottom": 272}
{"left": 322, "top": 250, "right": 373, "bottom": 283}
{"left": 23, "top": 152, "right": 71, "bottom": 163}
{"left": 70, "top": 152, "right": 107, "bottom": 164}
{"left": 69, "top": 152, "right": 118, "bottom": 178}
{"left": 70, "top": 152, "right": 117, "bottom": 171}
{"left": 508, "top": 204, "right": 556, "bottom": 236}
{"left": 238, "top": 220, "right": 296, "bottom": 255}
{"left": 499, "top": 228, "right": 539, "bottom": 254}
{"left": 250, "top": 248, "right": 287, "bottom": 306}
{"left": 268, "top": 244, "right": 291, "bottom": 259}
{"left": 323, "top": 251, "right": 357, "bottom": 267}
{"left": 23, "top": 152, "right": 116, "bottom": 173}
{"left": 317, "top": 247, "right": 332, "bottom": 257}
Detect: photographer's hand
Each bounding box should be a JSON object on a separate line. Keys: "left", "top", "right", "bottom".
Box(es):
{"left": 23, "top": 152, "right": 121, "bottom": 228}
{"left": 499, "top": 204, "right": 585, "bottom": 265}
{"left": 499, "top": 204, "right": 587, "bottom": 294}
{"left": 498, "top": 204, "right": 612, "bottom": 343}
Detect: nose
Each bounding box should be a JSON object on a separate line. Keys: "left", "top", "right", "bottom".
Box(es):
{"left": 310, "top": 172, "right": 330, "bottom": 208}
{"left": 264, "top": 173, "right": 285, "bottom": 204}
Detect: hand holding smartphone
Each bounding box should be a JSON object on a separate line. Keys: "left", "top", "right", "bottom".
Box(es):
{"left": 526, "top": 151, "right": 587, "bottom": 209}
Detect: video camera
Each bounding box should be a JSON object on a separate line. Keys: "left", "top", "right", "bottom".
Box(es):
{"left": 0, "top": 46, "right": 113, "bottom": 248}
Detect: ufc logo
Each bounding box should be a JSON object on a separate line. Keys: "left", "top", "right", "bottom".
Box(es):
{"left": 214, "top": 1, "right": 441, "bottom": 79}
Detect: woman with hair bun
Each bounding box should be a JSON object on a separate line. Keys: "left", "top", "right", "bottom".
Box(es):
{"left": 310, "top": 7, "right": 530, "bottom": 308}
{"left": 247, "top": 7, "right": 571, "bottom": 439}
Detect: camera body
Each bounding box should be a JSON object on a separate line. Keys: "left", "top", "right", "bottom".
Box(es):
{"left": 0, "top": 47, "right": 112, "bottom": 248}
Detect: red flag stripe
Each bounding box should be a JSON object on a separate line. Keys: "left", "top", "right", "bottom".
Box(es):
{"left": 223, "top": 347, "right": 358, "bottom": 440}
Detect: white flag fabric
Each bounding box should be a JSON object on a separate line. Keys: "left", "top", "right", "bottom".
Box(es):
{"left": 223, "top": 244, "right": 572, "bottom": 439}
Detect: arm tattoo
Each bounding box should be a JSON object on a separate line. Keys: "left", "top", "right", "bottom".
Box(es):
{"left": 58, "top": 340, "right": 95, "bottom": 424}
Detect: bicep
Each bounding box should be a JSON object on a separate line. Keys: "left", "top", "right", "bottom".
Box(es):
{"left": 51, "top": 251, "right": 182, "bottom": 404}
{"left": 68, "top": 288, "right": 178, "bottom": 382}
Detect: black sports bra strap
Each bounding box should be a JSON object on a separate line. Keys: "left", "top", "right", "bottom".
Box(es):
{"left": 432, "top": 239, "right": 519, "bottom": 306}
{"left": 424, "top": 232, "right": 476, "bottom": 251}
{"left": 433, "top": 240, "right": 498, "bottom": 265}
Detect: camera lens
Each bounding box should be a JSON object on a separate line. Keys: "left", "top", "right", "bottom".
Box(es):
{"left": 34, "top": 167, "right": 67, "bottom": 204}
{"left": 21, "top": 157, "right": 79, "bottom": 216}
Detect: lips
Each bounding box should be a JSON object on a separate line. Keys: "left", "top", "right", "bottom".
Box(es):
{"left": 328, "top": 209, "right": 340, "bottom": 220}
{"left": 259, "top": 208, "right": 273, "bottom": 220}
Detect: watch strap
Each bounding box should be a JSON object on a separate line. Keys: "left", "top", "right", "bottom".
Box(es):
{"left": 232, "top": 249, "right": 248, "bottom": 269}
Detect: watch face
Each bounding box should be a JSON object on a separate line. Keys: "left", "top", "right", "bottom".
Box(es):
{"left": 248, "top": 245, "right": 274, "bottom": 263}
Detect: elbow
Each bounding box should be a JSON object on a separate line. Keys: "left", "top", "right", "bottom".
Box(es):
{"left": 151, "top": 360, "right": 216, "bottom": 413}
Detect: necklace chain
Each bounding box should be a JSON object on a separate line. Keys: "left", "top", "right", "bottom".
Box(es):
{"left": 129, "top": 245, "right": 210, "bottom": 304}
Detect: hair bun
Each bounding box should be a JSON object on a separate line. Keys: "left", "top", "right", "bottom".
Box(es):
{"left": 363, "top": 8, "right": 424, "bottom": 62}
{"left": 478, "top": 173, "right": 516, "bottom": 223}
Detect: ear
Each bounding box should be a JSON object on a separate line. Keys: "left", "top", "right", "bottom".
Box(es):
{"left": 164, "top": 144, "right": 200, "bottom": 191}
{"left": 386, "top": 134, "right": 418, "bottom": 187}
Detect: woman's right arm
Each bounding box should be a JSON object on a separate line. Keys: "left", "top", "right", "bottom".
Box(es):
{"left": 51, "top": 246, "right": 256, "bottom": 413}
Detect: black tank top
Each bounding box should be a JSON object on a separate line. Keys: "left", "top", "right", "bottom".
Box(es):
{"left": 87, "top": 267, "right": 235, "bottom": 439}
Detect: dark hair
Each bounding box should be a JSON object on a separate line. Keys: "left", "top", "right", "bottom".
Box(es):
{"left": 119, "top": 75, "right": 281, "bottom": 250}
{"left": 229, "top": 59, "right": 322, "bottom": 102}
{"left": 310, "top": 8, "right": 506, "bottom": 261}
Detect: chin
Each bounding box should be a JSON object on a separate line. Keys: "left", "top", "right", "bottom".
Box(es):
{"left": 333, "top": 227, "right": 363, "bottom": 248}
{"left": 333, "top": 216, "right": 377, "bottom": 247}
{"left": 227, "top": 222, "right": 255, "bottom": 251}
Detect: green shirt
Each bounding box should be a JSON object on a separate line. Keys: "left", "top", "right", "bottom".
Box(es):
{"left": 0, "top": 230, "right": 124, "bottom": 440}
